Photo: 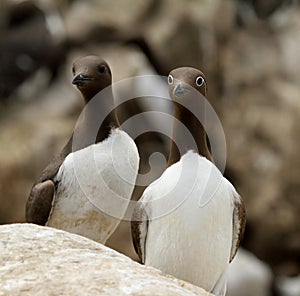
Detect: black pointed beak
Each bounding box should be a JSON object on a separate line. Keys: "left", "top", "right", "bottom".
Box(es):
{"left": 72, "top": 73, "right": 93, "bottom": 86}
{"left": 173, "top": 82, "right": 189, "bottom": 96}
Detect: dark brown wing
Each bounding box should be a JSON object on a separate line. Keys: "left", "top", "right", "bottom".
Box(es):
{"left": 25, "top": 136, "right": 73, "bottom": 224}
{"left": 230, "top": 192, "right": 246, "bottom": 262}
{"left": 36, "top": 136, "right": 73, "bottom": 184}
{"left": 26, "top": 180, "right": 55, "bottom": 225}
{"left": 131, "top": 201, "right": 149, "bottom": 263}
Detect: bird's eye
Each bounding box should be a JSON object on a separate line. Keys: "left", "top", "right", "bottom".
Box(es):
{"left": 98, "top": 64, "right": 106, "bottom": 74}
{"left": 168, "top": 75, "right": 173, "bottom": 85}
{"left": 72, "top": 66, "right": 75, "bottom": 75}
{"left": 196, "top": 76, "right": 204, "bottom": 87}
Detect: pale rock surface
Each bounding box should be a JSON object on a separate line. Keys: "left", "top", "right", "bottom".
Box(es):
{"left": 0, "top": 223, "right": 213, "bottom": 296}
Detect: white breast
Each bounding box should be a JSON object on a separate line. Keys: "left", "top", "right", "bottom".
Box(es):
{"left": 47, "top": 128, "right": 139, "bottom": 244}
{"left": 143, "top": 151, "right": 234, "bottom": 293}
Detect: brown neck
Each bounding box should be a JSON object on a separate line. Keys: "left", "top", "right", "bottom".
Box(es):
{"left": 95, "top": 108, "right": 120, "bottom": 143}
{"left": 167, "top": 101, "right": 212, "bottom": 167}
{"left": 73, "top": 88, "right": 120, "bottom": 151}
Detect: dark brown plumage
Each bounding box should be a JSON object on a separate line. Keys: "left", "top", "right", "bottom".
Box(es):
{"left": 26, "top": 139, "right": 72, "bottom": 225}
{"left": 26, "top": 55, "right": 117, "bottom": 225}
{"left": 167, "top": 67, "right": 211, "bottom": 166}
{"left": 131, "top": 67, "right": 246, "bottom": 289}
{"left": 230, "top": 198, "right": 247, "bottom": 262}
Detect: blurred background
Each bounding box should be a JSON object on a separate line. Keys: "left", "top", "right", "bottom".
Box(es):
{"left": 0, "top": 0, "right": 300, "bottom": 295}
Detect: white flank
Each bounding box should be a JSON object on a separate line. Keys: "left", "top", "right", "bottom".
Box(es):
{"left": 142, "top": 151, "right": 235, "bottom": 295}
{"left": 47, "top": 128, "right": 139, "bottom": 244}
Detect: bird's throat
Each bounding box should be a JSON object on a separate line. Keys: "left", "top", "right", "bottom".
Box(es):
{"left": 73, "top": 90, "right": 120, "bottom": 150}
{"left": 167, "top": 102, "right": 212, "bottom": 166}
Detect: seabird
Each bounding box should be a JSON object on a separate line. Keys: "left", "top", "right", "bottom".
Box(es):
{"left": 131, "top": 67, "right": 246, "bottom": 295}
{"left": 26, "top": 55, "right": 139, "bottom": 244}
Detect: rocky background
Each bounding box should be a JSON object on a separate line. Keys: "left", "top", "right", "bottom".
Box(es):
{"left": 0, "top": 0, "right": 300, "bottom": 295}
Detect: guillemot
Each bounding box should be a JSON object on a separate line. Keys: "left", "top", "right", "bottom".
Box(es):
{"left": 131, "top": 67, "right": 245, "bottom": 295}
{"left": 26, "top": 55, "right": 139, "bottom": 244}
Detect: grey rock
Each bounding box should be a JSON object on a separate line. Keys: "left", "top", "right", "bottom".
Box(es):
{"left": 0, "top": 223, "right": 212, "bottom": 296}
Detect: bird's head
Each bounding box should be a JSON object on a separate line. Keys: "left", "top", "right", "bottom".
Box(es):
{"left": 72, "top": 56, "right": 112, "bottom": 103}
{"left": 168, "top": 67, "right": 207, "bottom": 99}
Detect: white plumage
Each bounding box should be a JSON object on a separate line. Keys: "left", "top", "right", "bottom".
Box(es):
{"left": 136, "top": 151, "right": 243, "bottom": 295}
{"left": 47, "top": 128, "right": 139, "bottom": 244}
{"left": 130, "top": 66, "right": 245, "bottom": 295}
